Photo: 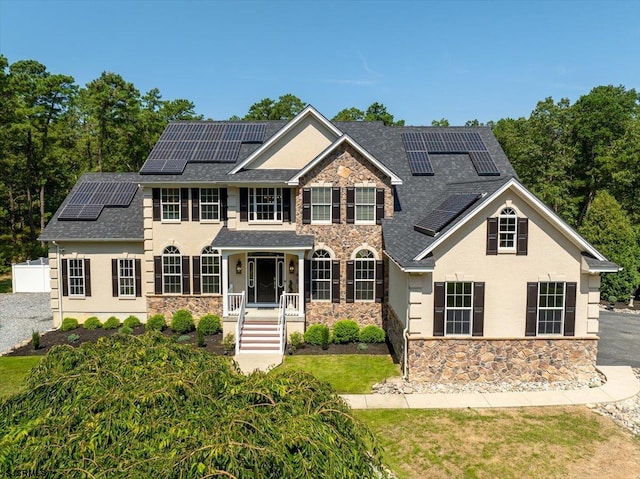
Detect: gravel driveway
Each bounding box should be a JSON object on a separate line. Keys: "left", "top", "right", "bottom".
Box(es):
{"left": 0, "top": 293, "right": 53, "bottom": 355}
{"left": 597, "top": 310, "right": 640, "bottom": 368}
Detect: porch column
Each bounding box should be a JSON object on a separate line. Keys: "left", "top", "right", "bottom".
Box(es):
{"left": 222, "top": 251, "right": 229, "bottom": 316}
{"left": 297, "top": 252, "right": 305, "bottom": 317}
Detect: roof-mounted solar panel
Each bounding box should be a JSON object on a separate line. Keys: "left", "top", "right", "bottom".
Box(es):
{"left": 414, "top": 194, "right": 481, "bottom": 236}
{"left": 469, "top": 151, "right": 500, "bottom": 176}
{"left": 242, "top": 124, "right": 266, "bottom": 143}
{"left": 59, "top": 181, "right": 139, "bottom": 220}
{"left": 402, "top": 133, "right": 435, "bottom": 176}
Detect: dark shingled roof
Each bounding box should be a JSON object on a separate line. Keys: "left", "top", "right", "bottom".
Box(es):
{"left": 211, "top": 228, "right": 314, "bottom": 249}
{"left": 581, "top": 253, "right": 621, "bottom": 272}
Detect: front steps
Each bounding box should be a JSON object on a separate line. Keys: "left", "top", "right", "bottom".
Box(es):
{"left": 237, "top": 308, "right": 282, "bottom": 354}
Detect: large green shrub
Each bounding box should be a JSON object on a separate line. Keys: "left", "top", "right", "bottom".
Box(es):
{"left": 103, "top": 316, "right": 120, "bottom": 330}
{"left": 197, "top": 314, "right": 222, "bottom": 335}
{"left": 170, "top": 310, "right": 195, "bottom": 333}
{"left": 358, "top": 325, "right": 386, "bottom": 343}
{"left": 304, "top": 324, "right": 330, "bottom": 346}
{"left": 83, "top": 316, "right": 102, "bottom": 330}
{"left": 60, "top": 317, "right": 78, "bottom": 332}
{"left": 0, "top": 333, "right": 387, "bottom": 478}
{"left": 123, "top": 315, "right": 141, "bottom": 329}
{"left": 332, "top": 319, "right": 360, "bottom": 344}
{"left": 146, "top": 313, "right": 167, "bottom": 332}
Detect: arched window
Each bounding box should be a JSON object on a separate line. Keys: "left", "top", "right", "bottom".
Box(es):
{"left": 498, "top": 207, "right": 517, "bottom": 250}
{"left": 201, "top": 246, "right": 221, "bottom": 294}
{"left": 162, "top": 246, "right": 182, "bottom": 294}
{"left": 355, "top": 249, "right": 375, "bottom": 301}
{"left": 311, "top": 249, "right": 332, "bottom": 300}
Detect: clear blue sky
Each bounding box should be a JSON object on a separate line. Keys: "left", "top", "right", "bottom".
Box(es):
{"left": 1, "top": 0, "right": 639, "bottom": 125}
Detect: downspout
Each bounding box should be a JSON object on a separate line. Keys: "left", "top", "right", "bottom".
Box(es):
{"left": 52, "top": 241, "right": 63, "bottom": 327}
{"left": 403, "top": 309, "right": 409, "bottom": 380}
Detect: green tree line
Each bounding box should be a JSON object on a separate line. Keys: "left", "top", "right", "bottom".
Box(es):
{"left": 1, "top": 55, "right": 638, "bottom": 298}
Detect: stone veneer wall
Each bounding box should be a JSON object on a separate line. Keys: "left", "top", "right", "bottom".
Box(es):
{"left": 296, "top": 146, "right": 393, "bottom": 326}
{"left": 384, "top": 304, "right": 405, "bottom": 367}
{"left": 147, "top": 296, "right": 222, "bottom": 320}
{"left": 406, "top": 337, "right": 598, "bottom": 383}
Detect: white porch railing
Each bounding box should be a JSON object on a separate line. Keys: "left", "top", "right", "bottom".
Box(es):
{"left": 281, "top": 292, "right": 301, "bottom": 317}
{"left": 228, "top": 291, "right": 246, "bottom": 355}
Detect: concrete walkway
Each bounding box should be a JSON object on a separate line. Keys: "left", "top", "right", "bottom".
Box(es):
{"left": 341, "top": 366, "right": 639, "bottom": 409}
{"left": 234, "top": 353, "right": 283, "bottom": 373}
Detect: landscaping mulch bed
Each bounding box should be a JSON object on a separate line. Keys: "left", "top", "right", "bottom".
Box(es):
{"left": 5, "top": 327, "right": 393, "bottom": 357}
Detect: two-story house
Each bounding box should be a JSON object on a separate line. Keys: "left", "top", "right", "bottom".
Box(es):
{"left": 40, "top": 106, "right": 618, "bottom": 383}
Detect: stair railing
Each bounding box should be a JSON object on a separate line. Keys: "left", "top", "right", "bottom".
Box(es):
{"left": 227, "top": 291, "right": 245, "bottom": 355}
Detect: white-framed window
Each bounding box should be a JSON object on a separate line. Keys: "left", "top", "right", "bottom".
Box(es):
{"left": 162, "top": 246, "right": 182, "bottom": 294}
{"left": 68, "top": 259, "right": 85, "bottom": 297}
{"left": 201, "top": 246, "right": 221, "bottom": 294}
{"left": 200, "top": 188, "right": 220, "bottom": 221}
{"left": 499, "top": 207, "right": 517, "bottom": 250}
{"left": 118, "top": 258, "right": 135, "bottom": 297}
{"left": 250, "top": 187, "right": 283, "bottom": 222}
{"left": 161, "top": 188, "right": 181, "bottom": 221}
{"left": 311, "top": 249, "right": 332, "bottom": 300}
{"left": 537, "top": 282, "right": 565, "bottom": 335}
{"left": 355, "top": 249, "right": 375, "bottom": 301}
{"left": 355, "top": 187, "right": 376, "bottom": 224}
{"left": 311, "top": 187, "right": 332, "bottom": 223}
{"left": 445, "top": 282, "right": 473, "bottom": 335}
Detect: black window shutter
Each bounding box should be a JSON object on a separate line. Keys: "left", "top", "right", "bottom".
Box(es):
{"left": 181, "top": 256, "right": 190, "bottom": 294}
{"left": 375, "top": 260, "right": 384, "bottom": 303}
{"left": 563, "top": 282, "right": 577, "bottom": 336}
{"left": 472, "top": 282, "right": 485, "bottom": 336}
{"left": 433, "top": 282, "right": 445, "bottom": 336}
{"left": 302, "top": 188, "right": 311, "bottom": 224}
{"left": 346, "top": 260, "right": 355, "bottom": 303}
{"left": 111, "top": 259, "right": 118, "bottom": 297}
{"left": 331, "top": 260, "right": 340, "bottom": 303}
{"left": 84, "top": 259, "right": 91, "bottom": 297}
{"left": 220, "top": 188, "right": 228, "bottom": 221}
{"left": 191, "top": 188, "right": 200, "bottom": 222}
{"left": 192, "top": 256, "right": 201, "bottom": 295}
{"left": 486, "top": 218, "right": 498, "bottom": 255}
{"left": 346, "top": 187, "right": 355, "bottom": 224}
{"left": 526, "top": 282, "right": 538, "bottom": 336}
{"left": 240, "top": 188, "right": 248, "bottom": 222}
{"left": 135, "top": 259, "right": 142, "bottom": 297}
{"left": 154, "top": 256, "right": 162, "bottom": 295}
{"left": 152, "top": 188, "right": 160, "bottom": 221}
{"left": 332, "top": 187, "right": 341, "bottom": 224}
{"left": 304, "top": 259, "right": 311, "bottom": 303}
{"left": 376, "top": 188, "right": 385, "bottom": 225}
{"left": 61, "top": 259, "right": 68, "bottom": 297}
{"left": 282, "top": 188, "right": 291, "bottom": 222}
{"left": 180, "top": 188, "right": 189, "bottom": 221}
{"left": 517, "top": 218, "right": 529, "bottom": 256}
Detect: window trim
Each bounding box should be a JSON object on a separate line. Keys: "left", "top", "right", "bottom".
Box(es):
{"left": 162, "top": 246, "right": 182, "bottom": 294}
{"left": 199, "top": 188, "right": 220, "bottom": 222}
{"left": 498, "top": 207, "right": 517, "bottom": 252}
{"left": 118, "top": 258, "right": 136, "bottom": 298}
{"left": 444, "top": 281, "right": 473, "bottom": 336}
{"left": 354, "top": 249, "right": 375, "bottom": 302}
{"left": 161, "top": 188, "right": 181, "bottom": 222}
{"left": 201, "top": 246, "right": 221, "bottom": 295}
{"left": 311, "top": 249, "right": 332, "bottom": 301}
{"left": 536, "top": 281, "right": 565, "bottom": 336}
{"left": 249, "top": 187, "right": 283, "bottom": 223}
{"left": 310, "top": 186, "right": 332, "bottom": 224}
{"left": 67, "top": 258, "right": 85, "bottom": 297}
{"left": 354, "top": 186, "right": 376, "bottom": 225}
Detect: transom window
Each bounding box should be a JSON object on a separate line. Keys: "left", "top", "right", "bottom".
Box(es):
{"left": 499, "top": 207, "right": 517, "bottom": 250}
{"left": 201, "top": 246, "right": 221, "bottom": 294}
{"left": 311, "top": 187, "right": 332, "bottom": 223}
{"left": 311, "top": 249, "right": 332, "bottom": 300}
{"left": 161, "top": 188, "right": 181, "bottom": 221}
{"left": 250, "top": 187, "right": 283, "bottom": 222}
{"left": 355, "top": 249, "right": 375, "bottom": 301}
{"left": 445, "top": 282, "right": 472, "bottom": 335}
{"left": 355, "top": 187, "right": 376, "bottom": 223}
{"left": 538, "top": 282, "right": 565, "bottom": 335}
{"left": 118, "top": 259, "right": 135, "bottom": 297}
{"left": 200, "top": 188, "right": 220, "bottom": 221}
{"left": 68, "top": 259, "right": 85, "bottom": 297}
{"left": 162, "top": 246, "right": 182, "bottom": 294}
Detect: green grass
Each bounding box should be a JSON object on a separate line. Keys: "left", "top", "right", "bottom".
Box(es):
{"left": 0, "top": 356, "right": 41, "bottom": 398}
{"left": 276, "top": 354, "right": 400, "bottom": 393}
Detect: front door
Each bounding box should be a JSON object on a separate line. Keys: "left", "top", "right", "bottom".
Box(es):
{"left": 247, "top": 254, "right": 285, "bottom": 304}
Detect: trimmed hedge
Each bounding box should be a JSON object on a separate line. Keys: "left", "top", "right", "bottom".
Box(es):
{"left": 60, "top": 317, "right": 78, "bottom": 332}
{"left": 304, "top": 324, "right": 330, "bottom": 346}
{"left": 332, "top": 320, "right": 360, "bottom": 344}
{"left": 123, "top": 315, "right": 141, "bottom": 329}
{"left": 170, "top": 309, "right": 195, "bottom": 333}
{"left": 103, "top": 316, "right": 121, "bottom": 330}
{"left": 197, "top": 314, "right": 222, "bottom": 335}
{"left": 146, "top": 313, "right": 167, "bottom": 332}
{"left": 83, "top": 317, "right": 102, "bottom": 330}
{"left": 358, "top": 325, "right": 385, "bottom": 343}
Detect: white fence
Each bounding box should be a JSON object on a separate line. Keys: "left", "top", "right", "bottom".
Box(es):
{"left": 12, "top": 258, "right": 50, "bottom": 293}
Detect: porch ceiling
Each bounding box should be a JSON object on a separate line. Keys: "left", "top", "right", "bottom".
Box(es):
{"left": 211, "top": 227, "right": 314, "bottom": 250}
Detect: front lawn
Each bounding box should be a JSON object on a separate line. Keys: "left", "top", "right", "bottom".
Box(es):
{"left": 0, "top": 356, "right": 41, "bottom": 398}
{"left": 277, "top": 354, "right": 400, "bottom": 393}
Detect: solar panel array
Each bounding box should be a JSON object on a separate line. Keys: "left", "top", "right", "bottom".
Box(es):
{"left": 414, "top": 194, "right": 481, "bottom": 236}
{"left": 402, "top": 131, "right": 500, "bottom": 176}
{"left": 58, "top": 181, "right": 138, "bottom": 221}
{"left": 140, "top": 123, "right": 266, "bottom": 174}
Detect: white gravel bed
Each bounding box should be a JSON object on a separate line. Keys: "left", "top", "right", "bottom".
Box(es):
{"left": 592, "top": 368, "right": 640, "bottom": 436}
{"left": 0, "top": 293, "right": 53, "bottom": 355}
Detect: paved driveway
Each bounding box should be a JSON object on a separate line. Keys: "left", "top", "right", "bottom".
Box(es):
{"left": 0, "top": 293, "right": 53, "bottom": 355}
{"left": 597, "top": 310, "right": 640, "bottom": 367}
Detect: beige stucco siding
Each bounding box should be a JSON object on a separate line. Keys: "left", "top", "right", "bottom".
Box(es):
{"left": 388, "top": 258, "right": 408, "bottom": 326}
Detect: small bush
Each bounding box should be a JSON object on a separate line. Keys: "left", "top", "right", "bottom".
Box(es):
{"left": 146, "top": 313, "right": 167, "bottom": 331}
{"left": 332, "top": 319, "right": 360, "bottom": 344}
{"left": 83, "top": 316, "right": 102, "bottom": 330}
{"left": 288, "top": 331, "right": 304, "bottom": 351}
{"left": 358, "top": 325, "right": 386, "bottom": 343}
{"left": 170, "top": 310, "right": 195, "bottom": 333}
{"left": 197, "top": 314, "right": 222, "bottom": 335}
{"left": 103, "top": 316, "right": 121, "bottom": 330}
{"left": 321, "top": 327, "right": 330, "bottom": 350}
{"left": 118, "top": 325, "right": 133, "bottom": 335}
{"left": 608, "top": 295, "right": 617, "bottom": 304}
{"left": 196, "top": 329, "right": 205, "bottom": 347}
{"left": 67, "top": 333, "right": 80, "bottom": 343}
{"left": 357, "top": 342, "right": 368, "bottom": 351}
{"left": 32, "top": 331, "right": 40, "bottom": 350}
{"left": 304, "top": 324, "right": 330, "bottom": 346}
{"left": 60, "top": 317, "right": 79, "bottom": 332}
{"left": 177, "top": 334, "right": 191, "bottom": 343}
{"left": 222, "top": 333, "right": 235, "bottom": 352}
{"left": 123, "top": 315, "right": 141, "bottom": 329}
